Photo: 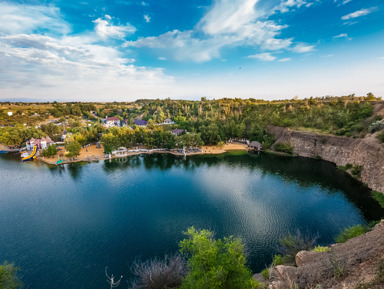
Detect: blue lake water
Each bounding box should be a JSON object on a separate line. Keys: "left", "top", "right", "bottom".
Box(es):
{"left": 0, "top": 152, "right": 383, "bottom": 288}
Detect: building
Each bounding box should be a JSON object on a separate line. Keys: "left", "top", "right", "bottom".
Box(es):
{"left": 172, "top": 129, "right": 184, "bottom": 136}
{"left": 248, "top": 141, "right": 262, "bottom": 151}
{"left": 163, "top": 118, "right": 175, "bottom": 125}
{"left": 105, "top": 117, "right": 121, "bottom": 127}
{"left": 112, "top": 147, "right": 128, "bottom": 157}
{"left": 134, "top": 119, "right": 148, "bottom": 127}
{"left": 26, "top": 136, "right": 54, "bottom": 150}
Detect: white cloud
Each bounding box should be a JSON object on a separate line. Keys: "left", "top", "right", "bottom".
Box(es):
{"left": 333, "top": 33, "right": 352, "bottom": 40}
{"left": 275, "top": 0, "right": 308, "bottom": 13}
{"left": 341, "top": 8, "right": 376, "bottom": 20}
{"left": 0, "top": 2, "right": 70, "bottom": 36}
{"left": 144, "top": 14, "right": 151, "bottom": 23}
{"left": 93, "top": 17, "right": 136, "bottom": 39}
{"left": 247, "top": 53, "right": 276, "bottom": 61}
{"left": 279, "top": 57, "right": 291, "bottom": 62}
{"left": 0, "top": 2, "right": 173, "bottom": 100}
{"left": 292, "top": 43, "right": 315, "bottom": 53}
{"left": 158, "top": 56, "right": 167, "bottom": 61}
{"left": 127, "top": 0, "right": 308, "bottom": 62}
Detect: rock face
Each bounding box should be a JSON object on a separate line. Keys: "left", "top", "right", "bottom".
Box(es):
{"left": 259, "top": 221, "right": 384, "bottom": 289}
{"left": 268, "top": 125, "right": 384, "bottom": 194}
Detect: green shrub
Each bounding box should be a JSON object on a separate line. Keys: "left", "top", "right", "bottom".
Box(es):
{"left": 368, "top": 120, "right": 384, "bottom": 133}
{"left": 0, "top": 262, "right": 22, "bottom": 289}
{"left": 372, "top": 191, "right": 384, "bottom": 209}
{"left": 338, "top": 163, "right": 353, "bottom": 171}
{"left": 335, "top": 225, "right": 369, "bottom": 243}
{"left": 261, "top": 268, "right": 270, "bottom": 280}
{"left": 179, "top": 227, "right": 254, "bottom": 289}
{"left": 351, "top": 165, "right": 362, "bottom": 177}
{"left": 378, "top": 131, "right": 384, "bottom": 143}
{"left": 274, "top": 142, "right": 293, "bottom": 154}
{"left": 272, "top": 254, "right": 286, "bottom": 266}
{"left": 312, "top": 245, "right": 329, "bottom": 252}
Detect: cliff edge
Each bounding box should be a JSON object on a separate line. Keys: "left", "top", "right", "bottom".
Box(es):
{"left": 259, "top": 220, "right": 384, "bottom": 289}
{"left": 268, "top": 125, "right": 384, "bottom": 194}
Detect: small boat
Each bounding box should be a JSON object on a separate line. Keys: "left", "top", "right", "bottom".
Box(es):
{"left": 0, "top": 150, "right": 8, "bottom": 154}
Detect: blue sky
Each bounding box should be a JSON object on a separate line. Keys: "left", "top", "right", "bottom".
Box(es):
{"left": 0, "top": 0, "right": 383, "bottom": 101}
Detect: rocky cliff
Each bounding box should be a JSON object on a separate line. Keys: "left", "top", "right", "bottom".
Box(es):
{"left": 260, "top": 220, "right": 384, "bottom": 289}
{"left": 268, "top": 125, "right": 384, "bottom": 194}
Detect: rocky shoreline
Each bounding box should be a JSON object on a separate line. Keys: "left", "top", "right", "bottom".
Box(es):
{"left": 268, "top": 125, "right": 384, "bottom": 194}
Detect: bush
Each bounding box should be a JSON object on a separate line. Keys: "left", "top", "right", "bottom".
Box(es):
{"left": 179, "top": 227, "right": 254, "bottom": 289}
{"left": 312, "top": 245, "right": 329, "bottom": 252}
{"left": 328, "top": 248, "right": 348, "bottom": 278}
{"left": 368, "top": 121, "right": 384, "bottom": 133}
{"left": 0, "top": 262, "right": 22, "bottom": 289}
{"left": 274, "top": 142, "right": 293, "bottom": 154}
{"left": 261, "top": 268, "right": 269, "bottom": 280}
{"left": 335, "top": 225, "right": 369, "bottom": 243}
{"left": 351, "top": 165, "right": 362, "bottom": 177}
{"left": 278, "top": 230, "right": 319, "bottom": 265}
{"left": 372, "top": 191, "right": 384, "bottom": 209}
{"left": 129, "top": 254, "right": 187, "bottom": 289}
{"left": 378, "top": 131, "right": 384, "bottom": 143}
{"left": 272, "top": 254, "right": 286, "bottom": 266}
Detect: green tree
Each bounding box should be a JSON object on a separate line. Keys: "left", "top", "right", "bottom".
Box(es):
{"left": 0, "top": 262, "right": 22, "bottom": 289}
{"left": 179, "top": 227, "right": 254, "bottom": 289}
{"left": 66, "top": 139, "right": 81, "bottom": 157}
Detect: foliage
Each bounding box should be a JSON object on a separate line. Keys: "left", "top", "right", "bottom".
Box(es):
{"left": 272, "top": 254, "right": 287, "bottom": 266}
{"left": 0, "top": 262, "right": 22, "bottom": 289}
{"left": 328, "top": 248, "right": 348, "bottom": 278}
{"left": 278, "top": 230, "right": 319, "bottom": 265}
{"left": 351, "top": 165, "right": 362, "bottom": 177}
{"left": 312, "top": 246, "right": 329, "bottom": 252}
{"left": 0, "top": 125, "right": 44, "bottom": 146}
{"left": 335, "top": 225, "right": 369, "bottom": 243}
{"left": 378, "top": 131, "right": 384, "bottom": 143}
{"left": 41, "top": 144, "right": 58, "bottom": 158}
{"left": 65, "top": 138, "right": 81, "bottom": 157}
{"left": 368, "top": 121, "right": 384, "bottom": 133}
{"left": 337, "top": 163, "right": 353, "bottom": 171}
{"left": 273, "top": 142, "right": 293, "bottom": 154}
{"left": 129, "top": 254, "right": 187, "bottom": 289}
{"left": 261, "top": 268, "right": 269, "bottom": 280}
{"left": 371, "top": 191, "right": 384, "bottom": 209}
{"left": 179, "top": 227, "right": 254, "bottom": 289}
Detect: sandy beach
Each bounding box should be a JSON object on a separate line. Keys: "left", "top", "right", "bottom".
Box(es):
{"left": 38, "top": 143, "right": 249, "bottom": 165}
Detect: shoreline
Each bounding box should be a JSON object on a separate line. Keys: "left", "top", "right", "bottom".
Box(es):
{"left": 37, "top": 143, "right": 251, "bottom": 166}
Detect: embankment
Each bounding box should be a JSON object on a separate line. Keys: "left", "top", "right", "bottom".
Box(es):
{"left": 268, "top": 125, "right": 384, "bottom": 193}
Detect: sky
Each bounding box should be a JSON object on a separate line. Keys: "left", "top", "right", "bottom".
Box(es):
{"left": 0, "top": 0, "right": 383, "bottom": 101}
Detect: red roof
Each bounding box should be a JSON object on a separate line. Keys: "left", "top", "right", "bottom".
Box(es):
{"left": 107, "top": 117, "right": 120, "bottom": 121}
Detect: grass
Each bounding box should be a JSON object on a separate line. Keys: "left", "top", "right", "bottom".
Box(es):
{"left": 372, "top": 191, "right": 384, "bottom": 209}
{"left": 335, "top": 225, "right": 369, "bottom": 243}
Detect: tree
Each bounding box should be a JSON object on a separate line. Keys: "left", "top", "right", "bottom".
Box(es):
{"left": 0, "top": 262, "right": 22, "bottom": 289}
{"left": 42, "top": 144, "right": 58, "bottom": 158}
{"left": 66, "top": 139, "right": 81, "bottom": 157}
{"left": 179, "top": 227, "right": 255, "bottom": 289}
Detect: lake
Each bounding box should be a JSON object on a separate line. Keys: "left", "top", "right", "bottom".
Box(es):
{"left": 1, "top": 152, "right": 383, "bottom": 288}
